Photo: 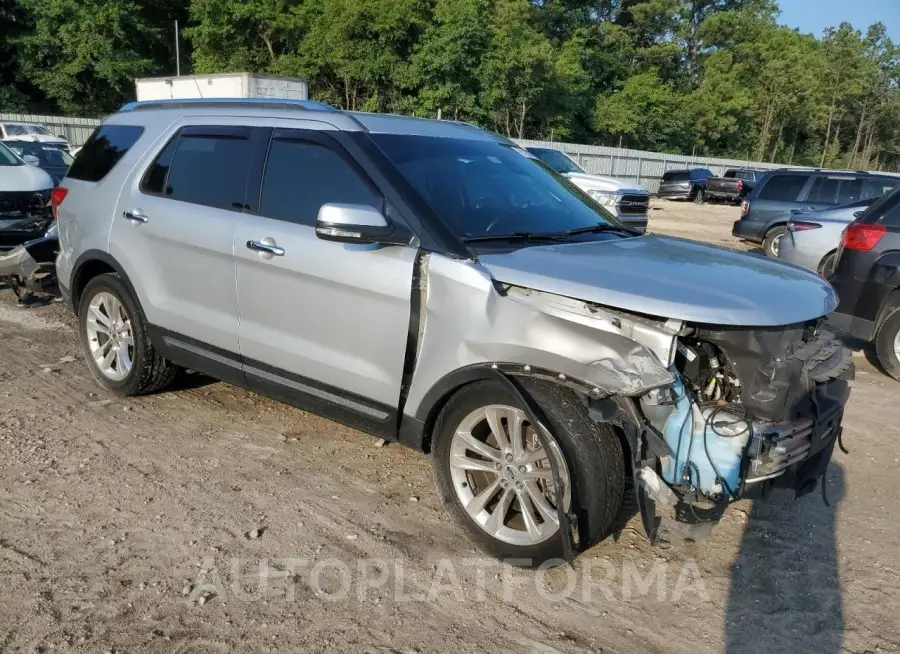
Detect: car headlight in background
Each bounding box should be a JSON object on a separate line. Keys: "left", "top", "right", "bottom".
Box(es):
{"left": 587, "top": 189, "right": 618, "bottom": 208}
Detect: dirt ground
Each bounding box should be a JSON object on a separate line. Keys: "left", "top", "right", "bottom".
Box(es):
{"left": 1, "top": 200, "right": 899, "bottom": 654}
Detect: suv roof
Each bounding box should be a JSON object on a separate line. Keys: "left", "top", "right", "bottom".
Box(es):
{"left": 111, "top": 98, "right": 504, "bottom": 143}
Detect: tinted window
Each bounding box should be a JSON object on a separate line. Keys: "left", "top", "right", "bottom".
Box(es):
{"left": 67, "top": 125, "right": 143, "bottom": 182}
{"left": 806, "top": 176, "right": 843, "bottom": 204}
{"left": 164, "top": 131, "right": 253, "bottom": 210}
{"left": 862, "top": 177, "right": 900, "bottom": 200}
{"left": 724, "top": 170, "right": 737, "bottom": 178}
{"left": 757, "top": 174, "right": 808, "bottom": 201}
{"left": 663, "top": 171, "right": 690, "bottom": 182}
{"left": 259, "top": 138, "right": 380, "bottom": 226}
{"left": 528, "top": 148, "right": 583, "bottom": 174}
{"left": 141, "top": 137, "right": 178, "bottom": 194}
{"left": 372, "top": 134, "right": 620, "bottom": 238}
{"left": 860, "top": 188, "right": 900, "bottom": 226}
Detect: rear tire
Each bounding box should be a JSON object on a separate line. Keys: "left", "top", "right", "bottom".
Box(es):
{"left": 431, "top": 379, "right": 624, "bottom": 564}
{"left": 693, "top": 188, "right": 705, "bottom": 204}
{"left": 77, "top": 273, "right": 178, "bottom": 396}
{"left": 763, "top": 225, "right": 787, "bottom": 258}
{"left": 875, "top": 307, "right": 900, "bottom": 381}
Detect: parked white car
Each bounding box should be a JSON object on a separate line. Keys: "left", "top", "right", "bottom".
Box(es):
{"left": 525, "top": 147, "right": 650, "bottom": 232}
{"left": 0, "top": 122, "right": 70, "bottom": 151}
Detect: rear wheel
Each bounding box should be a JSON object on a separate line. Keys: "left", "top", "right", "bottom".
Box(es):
{"left": 431, "top": 379, "right": 624, "bottom": 564}
{"left": 78, "top": 273, "right": 178, "bottom": 396}
{"left": 763, "top": 225, "right": 787, "bottom": 257}
{"left": 818, "top": 251, "right": 837, "bottom": 278}
{"left": 875, "top": 307, "right": 900, "bottom": 381}
{"left": 693, "top": 188, "right": 706, "bottom": 204}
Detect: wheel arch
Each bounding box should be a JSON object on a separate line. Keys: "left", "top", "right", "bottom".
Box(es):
{"left": 70, "top": 250, "right": 139, "bottom": 316}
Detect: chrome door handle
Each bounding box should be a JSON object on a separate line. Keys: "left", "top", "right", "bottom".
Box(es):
{"left": 246, "top": 240, "right": 285, "bottom": 256}
{"left": 123, "top": 209, "right": 149, "bottom": 224}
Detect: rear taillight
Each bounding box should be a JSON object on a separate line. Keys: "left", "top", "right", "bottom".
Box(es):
{"left": 737, "top": 180, "right": 744, "bottom": 193}
{"left": 789, "top": 221, "right": 821, "bottom": 232}
{"left": 741, "top": 201, "right": 749, "bottom": 216}
{"left": 841, "top": 222, "right": 885, "bottom": 251}
{"left": 50, "top": 186, "right": 68, "bottom": 220}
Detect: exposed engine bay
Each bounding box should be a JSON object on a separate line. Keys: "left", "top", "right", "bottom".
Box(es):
{"left": 634, "top": 317, "right": 852, "bottom": 542}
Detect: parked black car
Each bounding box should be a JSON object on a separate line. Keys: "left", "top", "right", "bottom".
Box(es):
{"left": 703, "top": 168, "right": 764, "bottom": 204}
{"left": 1, "top": 139, "right": 73, "bottom": 185}
{"left": 829, "top": 187, "right": 900, "bottom": 379}
{"left": 732, "top": 168, "right": 900, "bottom": 257}
{"left": 657, "top": 168, "right": 713, "bottom": 201}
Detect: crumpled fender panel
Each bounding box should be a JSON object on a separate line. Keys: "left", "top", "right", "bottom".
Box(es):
{"left": 402, "top": 253, "right": 676, "bottom": 420}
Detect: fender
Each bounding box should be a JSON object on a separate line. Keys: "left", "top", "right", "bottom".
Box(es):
{"left": 69, "top": 249, "right": 140, "bottom": 315}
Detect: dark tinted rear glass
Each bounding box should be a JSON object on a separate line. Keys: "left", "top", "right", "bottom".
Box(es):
{"left": 164, "top": 131, "right": 253, "bottom": 210}
{"left": 860, "top": 188, "right": 900, "bottom": 226}
{"left": 67, "top": 125, "right": 143, "bottom": 182}
{"left": 691, "top": 169, "right": 713, "bottom": 180}
{"left": 757, "top": 174, "right": 808, "bottom": 201}
{"left": 663, "top": 171, "right": 690, "bottom": 182}
{"left": 724, "top": 170, "right": 737, "bottom": 178}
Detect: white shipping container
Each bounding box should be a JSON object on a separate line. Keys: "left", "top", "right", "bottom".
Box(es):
{"left": 135, "top": 73, "right": 309, "bottom": 102}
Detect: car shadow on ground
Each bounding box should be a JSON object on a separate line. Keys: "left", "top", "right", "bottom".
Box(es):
{"left": 725, "top": 463, "right": 845, "bottom": 653}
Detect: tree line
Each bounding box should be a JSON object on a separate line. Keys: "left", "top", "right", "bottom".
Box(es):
{"left": 1, "top": 0, "right": 898, "bottom": 170}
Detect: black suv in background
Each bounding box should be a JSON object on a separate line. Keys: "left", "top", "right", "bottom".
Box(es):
{"left": 732, "top": 169, "right": 899, "bottom": 256}
{"left": 829, "top": 186, "right": 900, "bottom": 379}
{"left": 657, "top": 168, "right": 712, "bottom": 201}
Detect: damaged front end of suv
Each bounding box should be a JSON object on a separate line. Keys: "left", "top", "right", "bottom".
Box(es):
{"left": 416, "top": 234, "right": 854, "bottom": 555}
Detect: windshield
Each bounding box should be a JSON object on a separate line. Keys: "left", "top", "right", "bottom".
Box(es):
{"left": 527, "top": 148, "right": 585, "bottom": 174}
{"left": 372, "top": 135, "right": 620, "bottom": 239}
{"left": 3, "top": 141, "right": 73, "bottom": 167}
{"left": 0, "top": 141, "right": 23, "bottom": 166}
{"left": 5, "top": 123, "right": 55, "bottom": 137}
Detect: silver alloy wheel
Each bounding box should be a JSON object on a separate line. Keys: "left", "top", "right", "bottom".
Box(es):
{"left": 770, "top": 232, "right": 784, "bottom": 256}
{"left": 85, "top": 291, "right": 135, "bottom": 382}
{"left": 449, "top": 404, "right": 571, "bottom": 546}
{"left": 893, "top": 329, "right": 900, "bottom": 362}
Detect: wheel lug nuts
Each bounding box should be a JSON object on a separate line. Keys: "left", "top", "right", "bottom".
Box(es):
{"left": 515, "top": 481, "right": 523, "bottom": 490}
{"left": 518, "top": 465, "right": 526, "bottom": 473}
{"left": 505, "top": 453, "right": 513, "bottom": 462}
{"left": 500, "top": 479, "right": 509, "bottom": 488}
{"left": 494, "top": 462, "right": 502, "bottom": 470}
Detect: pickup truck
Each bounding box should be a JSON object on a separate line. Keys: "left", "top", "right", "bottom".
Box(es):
{"left": 702, "top": 168, "right": 764, "bottom": 204}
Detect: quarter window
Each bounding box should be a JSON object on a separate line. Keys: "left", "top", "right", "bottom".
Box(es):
{"left": 259, "top": 137, "right": 380, "bottom": 226}
{"left": 67, "top": 125, "right": 144, "bottom": 182}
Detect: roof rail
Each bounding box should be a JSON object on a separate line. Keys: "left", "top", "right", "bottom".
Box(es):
{"left": 118, "top": 98, "right": 337, "bottom": 113}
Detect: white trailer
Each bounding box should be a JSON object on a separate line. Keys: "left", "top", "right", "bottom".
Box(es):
{"left": 135, "top": 73, "right": 309, "bottom": 102}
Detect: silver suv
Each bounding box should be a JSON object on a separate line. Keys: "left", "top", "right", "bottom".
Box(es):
{"left": 56, "top": 99, "right": 852, "bottom": 564}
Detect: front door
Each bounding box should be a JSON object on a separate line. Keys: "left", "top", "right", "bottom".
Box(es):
{"left": 233, "top": 128, "right": 416, "bottom": 432}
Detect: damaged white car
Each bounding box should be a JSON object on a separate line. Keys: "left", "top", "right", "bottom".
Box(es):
{"left": 56, "top": 101, "right": 852, "bottom": 564}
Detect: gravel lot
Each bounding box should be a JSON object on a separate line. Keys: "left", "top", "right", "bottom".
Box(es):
{"left": 1, "top": 200, "right": 898, "bottom": 653}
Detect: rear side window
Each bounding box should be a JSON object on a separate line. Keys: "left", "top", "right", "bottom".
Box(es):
{"left": 259, "top": 137, "right": 380, "bottom": 226}
{"left": 724, "top": 170, "right": 736, "bottom": 178}
{"left": 160, "top": 128, "right": 254, "bottom": 210}
{"left": 863, "top": 177, "right": 900, "bottom": 199}
{"left": 757, "top": 174, "right": 808, "bottom": 201}
{"left": 806, "top": 176, "right": 843, "bottom": 204}
{"left": 67, "top": 125, "right": 143, "bottom": 182}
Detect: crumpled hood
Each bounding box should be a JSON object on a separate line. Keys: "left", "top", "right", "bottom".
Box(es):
{"left": 563, "top": 172, "right": 646, "bottom": 195}
{"left": 478, "top": 235, "right": 837, "bottom": 326}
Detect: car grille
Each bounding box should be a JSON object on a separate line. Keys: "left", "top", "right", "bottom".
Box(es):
{"left": 0, "top": 191, "right": 47, "bottom": 217}
{"left": 616, "top": 194, "right": 649, "bottom": 215}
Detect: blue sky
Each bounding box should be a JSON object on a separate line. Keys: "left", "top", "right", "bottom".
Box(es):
{"left": 777, "top": 0, "right": 900, "bottom": 40}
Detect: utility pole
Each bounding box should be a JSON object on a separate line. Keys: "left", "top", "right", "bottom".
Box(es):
{"left": 175, "top": 20, "right": 181, "bottom": 76}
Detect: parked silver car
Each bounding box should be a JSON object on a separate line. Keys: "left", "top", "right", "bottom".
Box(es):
{"left": 777, "top": 199, "right": 874, "bottom": 275}
{"left": 55, "top": 99, "right": 852, "bottom": 564}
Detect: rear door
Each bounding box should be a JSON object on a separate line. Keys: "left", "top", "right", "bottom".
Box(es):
{"left": 108, "top": 119, "right": 266, "bottom": 374}
{"left": 233, "top": 127, "right": 417, "bottom": 432}
{"left": 748, "top": 172, "right": 811, "bottom": 221}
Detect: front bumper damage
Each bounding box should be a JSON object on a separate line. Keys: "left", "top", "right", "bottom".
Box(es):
{"left": 0, "top": 230, "right": 59, "bottom": 301}
{"left": 626, "top": 321, "right": 853, "bottom": 546}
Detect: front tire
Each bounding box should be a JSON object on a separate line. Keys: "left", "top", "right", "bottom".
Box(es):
{"left": 431, "top": 379, "right": 624, "bottom": 564}
{"left": 77, "top": 273, "right": 178, "bottom": 396}
{"left": 875, "top": 307, "right": 900, "bottom": 381}
{"left": 763, "top": 225, "right": 787, "bottom": 258}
